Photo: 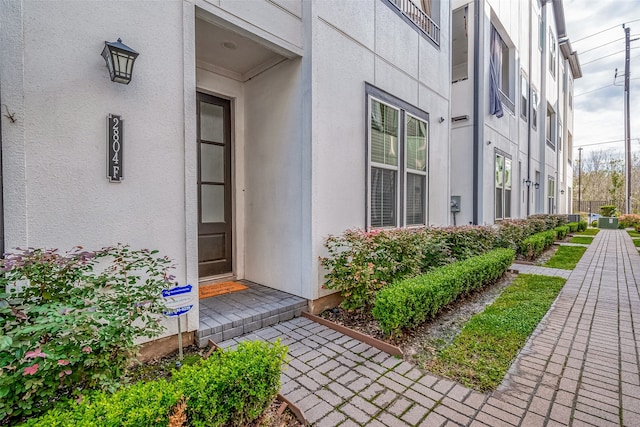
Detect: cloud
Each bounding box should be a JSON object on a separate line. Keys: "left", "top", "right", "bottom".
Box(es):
{"left": 564, "top": 0, "right": 640, "bottom": 157}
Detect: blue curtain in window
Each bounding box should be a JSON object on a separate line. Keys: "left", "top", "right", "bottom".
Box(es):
{"left": 489, "top": 27, "right": 504, "bottom": 118}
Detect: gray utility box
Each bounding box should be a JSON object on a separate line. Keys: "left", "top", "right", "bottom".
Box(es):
{"left": 567, "top": 214, "right": 581, "bottom": 223}
{"left": 598, "top": 217, "right": 619, "bottom": 229}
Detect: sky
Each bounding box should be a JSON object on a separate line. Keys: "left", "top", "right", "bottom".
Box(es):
{"left": 564, "top": 0, "right": 640, "bottom": 161}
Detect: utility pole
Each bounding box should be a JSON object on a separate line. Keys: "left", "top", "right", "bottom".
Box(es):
{"left": 624, "top": 25, "right": 632, "bottom": 214}
{"left": 578, "top": 147, "right": 583, "bottom": 212}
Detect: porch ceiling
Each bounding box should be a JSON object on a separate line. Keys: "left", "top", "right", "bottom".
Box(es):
{"left": 195, "top": 17, "right": 286, "bottom": 82}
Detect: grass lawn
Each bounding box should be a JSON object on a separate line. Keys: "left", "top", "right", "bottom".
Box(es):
{"left": 569, "top": 236, "right": 593, "bottom": 245}
{"left": 634, "top": 239, "right": 640, "bottom": 248}
{"left": 628, "top": 230, "right": 640, "bottom": 238}
{"left": 577, "top": 228, "right": 600, "bottom": 236}
{"left": 428, "top": 274, "right": 565, "bottom": 391}
{"left": 544, "top": 246, "right": 587, "bottom": 270}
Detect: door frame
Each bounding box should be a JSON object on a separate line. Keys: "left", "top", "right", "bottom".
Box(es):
{"left": 196, "top": 91, "right": 234, "bottom": 279}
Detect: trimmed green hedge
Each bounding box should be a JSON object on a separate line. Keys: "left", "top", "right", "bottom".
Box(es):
{"left": 567, "top": 222, "right": 579, "bottom": 232}
{"left": 519, "top": 230, "right": 555, "bottom": 260}
{"left": 372, "top": 248, "right": 515, "bottom": 336}
{"left": 20, "top": 340, "right": 287, "bottom": 427}
{"left": 577, "top": 221, "right": 587, "bottom": 232}
{"left": 554, "top": 225, "right": 570, "bottom": 240}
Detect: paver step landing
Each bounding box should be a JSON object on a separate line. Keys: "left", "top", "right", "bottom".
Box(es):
{"left": 196, "top": 280, "right": 307, "bottom": 347}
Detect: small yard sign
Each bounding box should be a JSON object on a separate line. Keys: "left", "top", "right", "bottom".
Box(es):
{"left": 162, "top": 284, "right": 194, "bottom": 317}
{"left": 162, "top": 284, "right": 194, "bottom": 362}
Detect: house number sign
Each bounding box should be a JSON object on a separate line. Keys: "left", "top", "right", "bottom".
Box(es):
{"left": 107, "top": 114, "right": 124, "bottom": 182}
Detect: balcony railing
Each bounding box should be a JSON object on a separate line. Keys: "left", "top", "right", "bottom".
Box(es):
{"left": 389, "top": 0, "right": 440, "bottom": 46}
{"left": 499, "top": 90, "right": 515, "bottom": 114}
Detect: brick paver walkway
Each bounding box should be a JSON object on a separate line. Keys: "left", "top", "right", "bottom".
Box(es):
{"left": 219, "top": 230, "right": 640, "bottom": 426}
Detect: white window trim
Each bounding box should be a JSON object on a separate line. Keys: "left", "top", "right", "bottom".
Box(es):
{"left": 404, "top": 111, "right": 429, "bottom": 227}
{"left": 366, "top": 91, "right": 429, "bottom": 229}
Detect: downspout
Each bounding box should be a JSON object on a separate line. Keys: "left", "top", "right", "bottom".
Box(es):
{"left": 526, "top": 0, "right": 532, "bottom": 216}
{"left": 473, "top": 0, "right": 481, "bottom": 224}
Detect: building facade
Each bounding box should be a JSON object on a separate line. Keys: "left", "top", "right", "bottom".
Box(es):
{"left": 0, "top": 0, "right": 451, "bottom": 340}
{"left": 450, "top": 0, "right": 580, "bottom": 226}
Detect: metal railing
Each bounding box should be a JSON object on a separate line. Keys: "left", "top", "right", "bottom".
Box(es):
{"left": 499, "top": 90, "right": 515, "bottom": 114}
{"left": 389, "top": 0, "right": 440, "bottom": 46}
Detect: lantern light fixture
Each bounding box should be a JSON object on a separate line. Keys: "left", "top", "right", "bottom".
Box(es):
{"left": 524, "top": 179, "right": 531, "bottom": 187}
{"left": 101, "top": 38, "right": 139, "bottom": 84}
{"left": 534, "top": 182, "right": 540, "bottom": 189}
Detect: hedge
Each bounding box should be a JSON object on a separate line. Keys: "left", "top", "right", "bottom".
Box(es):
{"left": 567, "top": 222, "right": 579, "bottom": 232}
{"left": 578, "top": 220, "right": 587, "bottom": 232}
{"left": 372, "top": 248, "right": 515, "bottom": 336}
{"left": 20, "top": 340, "right": 287, "bottom": 427}
{"left": 519, "top": 230, "right": 555, "bottom": 260}
{"left": 321, "top": 214, "right": 563, "bottom": 310}
{"left": 554, "top": 225, "right": 569, "bottom": 240}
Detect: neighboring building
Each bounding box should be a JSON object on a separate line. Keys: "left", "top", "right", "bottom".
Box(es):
{"left": 0, "top": 0, "right": 451, "bottom": 342}
{"left": 450, "top": 0, "right": 581, "bottom": 225}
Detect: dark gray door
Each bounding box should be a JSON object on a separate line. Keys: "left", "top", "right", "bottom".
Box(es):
{"left": 197, "top": 92, "right": 232, "bottom": 277}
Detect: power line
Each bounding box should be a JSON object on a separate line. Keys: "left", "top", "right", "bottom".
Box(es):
{"left": 573, "top": 18, "right": 640, "bottom": 43}
{"left": 580, "top": 37, "right": 625, "bottom": 55}
{"left": 576, "top": 138, "right": 640, "bottom": 148}
{"left": 574, "top": 84, "right": 615, "bottom": 97}
{"left": 581, "top": 47, "right": 640, "bottom": 66}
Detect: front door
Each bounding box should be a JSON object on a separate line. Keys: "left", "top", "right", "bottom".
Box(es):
{"left": 197, "top": 92, "right": 232, "bottom": 277}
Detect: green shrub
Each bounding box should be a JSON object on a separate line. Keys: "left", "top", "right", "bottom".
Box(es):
{"left": 429, "top": 226, "right": 498, "bottom": 261}
{"left": 173, "top": 340, "right": 287, "bottom": 427}
{"left": 554, "top": 225, "right": 570, "bottom": 240}
{"left": 20, "top": 379, "right": 183, "bottom": 427}
{"left": 591, "top": 220, "right": 598, "bottom": 228}
{"left": 567, "top": 222, "right": 579, "bottom": 232}
{"left": 619, "top": 214, "right": 640, "bottom": 228}
{"left": 519, "top": 230, "right": 555, "bottom": 260}
{"left": 372, "top": 248, "right": 515, "bottom": 336}
{"left": 320, "top": 229, "right": 452, "bottom": 310}
{"left": 577, "top": 221, "right": 587, "bottom": 232}
{"left": 0, "top": 246, "right": 174, "bottom": 424}
{"left": 494, "top": 220, "right": 532, "bottom": 251}
{"left": 529, "top": 214, "right": 567, "bottom": 230}
{"left": 19, "top": 340, "right": 287, "bottom": 427}
{"left": 600, "top": 205, "right": 618, "bottom": 217}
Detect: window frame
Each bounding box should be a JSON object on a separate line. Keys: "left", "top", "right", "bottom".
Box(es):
{"left": 366, "top": 84, "right": 430, "bottom": 229}
{"left": 520, "top": 71, "right": 528, "bottom": 121}
{"left": 495, "top": 151, "right": 512, "bottom": 221}
{"left": 549, "top": 28, "right": 557, "bottom": 78}
{"left": 531, "top": 87, "right": 539, "bottom": 130}
{"left": 547, "top": 176, "right": 555, "bottom": 213}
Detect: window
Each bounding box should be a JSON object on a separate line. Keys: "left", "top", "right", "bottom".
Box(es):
{"left": 548, "top": 176, "right": 555, "bottom": 213}
{"left": 452, "top": 7, "right": 468, "bottom": 82}
{"left": 532, "top": 88, "right": 538, "bottom": 129}
{"left": 549, "top": 29, "right": 556, "bottom": 78}
{"left": 368, "top": 93, "right": 428, "bottom": 228}
{"left": 569, "top": 79, "right": 573, "bottom": 109}
{"left": 558, "top": 121, "right": 563, "bottom": 152}
{"left": 490, "top": 25, "right": 515, "bottom": 115}
{"left": 546, "top": 104, "right": 556, "bottom": 150}
{"left": 538, "top": 17, "right": 544, "bottom": 51}
{"left": 495, "top": 153, "right": 512, "bottom": 220}
{"left": 521, "top": 72, "right": 528, "bottom": 121}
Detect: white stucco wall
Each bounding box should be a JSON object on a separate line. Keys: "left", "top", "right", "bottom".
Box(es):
{"left": 0, "top": 0, "right": 197, "bottom": 335}
{"left": 310, "top": 0, "right": 451, "bottom": 299}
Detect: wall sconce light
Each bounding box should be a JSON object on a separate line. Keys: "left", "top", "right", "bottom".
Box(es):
{"left": 560, "top": 189, "right": 565, "bottom": 195}
{"left": 438, "top": 116, "right": 445, "bottom": 123}
{"left": 524, "top": 179, "right": 531, "bottom": 187}
{"left": 101, "top": 38, "right": 139, "bottom": 84}
{"left": 534, "top": 182, "right": 540, "bottom": 189}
